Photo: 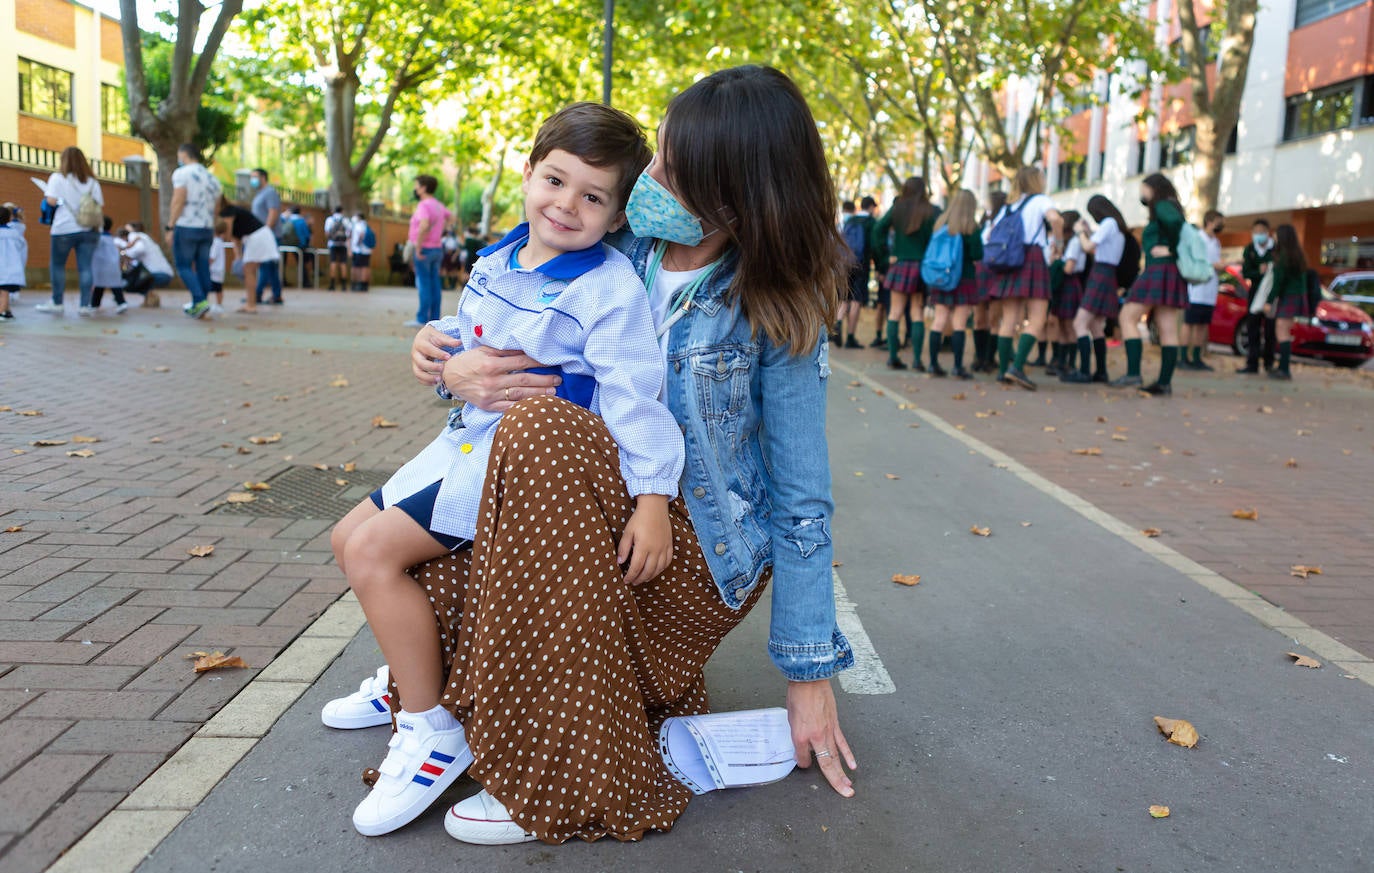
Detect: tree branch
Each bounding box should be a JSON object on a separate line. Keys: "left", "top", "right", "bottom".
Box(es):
{"left": 188, "top": 0, "right": 244, "bottom": 100}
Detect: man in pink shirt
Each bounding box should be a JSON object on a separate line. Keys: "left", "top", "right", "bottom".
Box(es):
{"left": 407, "top": 174, "right": 454, "bottom": 325}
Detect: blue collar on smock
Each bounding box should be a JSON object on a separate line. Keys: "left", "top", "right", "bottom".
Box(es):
{"left": 477, "top": 222, "right": 607, "bottom": 281}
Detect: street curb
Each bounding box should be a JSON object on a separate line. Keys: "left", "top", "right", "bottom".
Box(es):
{"left": 46, "top": 592, "right": 367, "bottom": 873}
{"left": 831, "top": 359, "right": 1374, "bottom": 687}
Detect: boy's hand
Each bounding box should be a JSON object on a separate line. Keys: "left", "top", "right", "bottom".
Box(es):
{"left": 618, "top": 495, "right": 673, "bottom": 586}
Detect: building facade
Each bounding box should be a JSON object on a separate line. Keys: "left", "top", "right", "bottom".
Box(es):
{"left": 965, "top": 0, "right": 1374, "bottom": 273}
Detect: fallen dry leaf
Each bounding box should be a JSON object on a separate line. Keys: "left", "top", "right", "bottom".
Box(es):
{"left": 330, "top": 377, "right": 350, "bottom": 388}
{"left": 1141, "top": 528, "right": 1162, "bottom": 538}
{"left": 970, "top": 525, "right": 992, "bottom": 537}
{"left": 17, "top": 409, "right": 43, "bottom": 416}
{"left": 1290, "top": 565, "right": 1323, "bottom": 579}
{"left": 1285, "top": 458, "right": 1298, "bottom": 468}
{"left": 343, "top": 462, "right": 358, "bottom": 473}
{"left": 70, "top": 435, "right": 100, "bottom": 444}
{"left": 243, "top": 482, "right": 272, "bottom": 491}
{"left": 153, "top": 365, "right": 171, "bottom": 373}
{"left": 1072, "top": 447, "right": 1103, "bottom": 456}
{"left": 65, "top": 449, "right": 95, "bottom": 458}
{"left": 1286, "top": 652, "right": 1322, "bottom": 669}
{"left": 313, "top": 463, "right": 330, "bottom": 471}
{"left": 273, "top": 394, "right": 291, "bottom": 402}
{"left": 1296, "top": 429, "right": 1312, "bottom": 436}
{"left": 236, "top": 446, "right": 252, "bottom": 455}
{"left": 847, "top": 380, "right": 861, "bottom": 388}
{"left": 1112, "top": 434, "right": 1129, "bottom": 442}
{"left": 31, "top": 439, "right": 68, "bottom": 447}
{"left": 335, "top": 478, "right": 349, "bottom": 486}
{"left": 1231, "top": 509, "right": 1259, "bottom": 520}
{"left": 1096, "top": 416, "right": 1107, "bottom": 423}
{"left": 831, "top": 560, "right": 843, "bottom": 568}
{"left": 1042, "top": 426, "right": 1057, "bottom": 432}
{"left": 891, "top": 574, "right": 921, "bottom": 586}
{"left": 212, "top": 350, "right": 230, "bottom": 357}
{"left": 149, "top": 437, "right": 164, "bottom": 443}
{"left": 1149, "top": 805, "right": 1171, "bottom": 819}
{"left": 248, "top": 433, "right": 283, "bottom": 445}
{"left": 4, "top": 525, "right": 23, "bottom": 533}
{"left": 853, "top": 471, "right": 865, "bottom": 477}
{"left": 0, "top": 406, "right": 10, "bottom": 412}
{"left": 885, "top": 473, "right": 901, "bottom": 480}
{"left": 951, "top": 393, "right": 967, "bottom": 401}
{"left": 186, "top": 544, "right": 215, "bottom": 558}
{"left": 191, "top": 651, "right": 248, "bottom": 673}
{"left": 1154, "top": 716, "right": 1199, "bottom": 748}
{"left": 1020, "top": 521, "right": 1032, "bottom": 527}
{"left": 1259, "top": 405, "right": 1274, "bottom": 414}
{"left": 907, "top": 423, "right": 920, "bottom": 429}
{"left": 225, "top": 492, "right": 257, "bottom": 504}
{"left": 371, "top": 416, "right": 398, "bottom": 428}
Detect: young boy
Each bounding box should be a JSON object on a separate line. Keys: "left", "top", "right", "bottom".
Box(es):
{"left": 209, "top": 222, "right": 232, "bottom": 314}
{"left": 0, "top": 204, "right": 26, "bottom": 320}
{"left": 329, "top": 102, "right": 684, "bottom": 838}
{"left": 1182, "top": 210, "right": 1224, "bottom": 370}
{"left": 90, "top": 215, "right": 128, "bottom": 313}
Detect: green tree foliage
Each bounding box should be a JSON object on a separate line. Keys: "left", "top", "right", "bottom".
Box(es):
{"left": 138, "top": 33, "right": 242, "bottom": 162}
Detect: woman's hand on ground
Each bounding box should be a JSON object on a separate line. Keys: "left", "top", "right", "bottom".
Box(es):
{"left": 438, "top": 345, "right": 560, "bottom": 412}
{"left": 618, "top": 495, "right": 673, "bottom": 586}
{"left": 787, "top": 678, "right": 856, "bottom": 797}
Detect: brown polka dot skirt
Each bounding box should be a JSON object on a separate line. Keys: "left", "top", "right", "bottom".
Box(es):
{"left": 395, "top": 396, "right": 766, "bottom": 844}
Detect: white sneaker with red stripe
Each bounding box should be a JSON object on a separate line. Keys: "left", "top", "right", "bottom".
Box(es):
{"left": 321, "top": 665, "right": 393, "bottom": 729}
{"left": 444, "top": 789, "right": 539, "bottom": 845}
{"left": 352, "top": 712, "right": 473, "bottom": 836}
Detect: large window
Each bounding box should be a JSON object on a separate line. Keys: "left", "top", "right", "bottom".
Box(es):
{"left": 18, "top": 58, "right": 73, "bottom": 122}
{"left": 1160, "top": 126, "right": 1195, "bottom": 168}
{"left": 1056, "top": 157, "right": 1087, "bottom": 190}
{"left": 102, "top": 84, "right": 129, "bottom": 135}
{"left": 1295, "top": 0, "right": 1365, "bottom": 28}
{"left": 1283, "top": 79, "right": 1358, "bottom": 140}
{"left": 1170, "top": 25, "right": 1218, "bottom": 68}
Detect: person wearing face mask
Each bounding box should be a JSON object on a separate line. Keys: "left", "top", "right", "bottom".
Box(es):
{"left": 1112, "top": 172, "right": 1188, "bottom": 395}
{"left": 1181, "top": 210, "right": 1225, "bottom": 371}
{"left": 404, "top": 174, "right": 453, "bottom": 326}
{"left": 248, "top": 168, "right": 284, "bottom": 304}
{"left": 330, "top": 67, "right": 857, "bottom": 847}
{"left": 1239, "top": 218, "right": 1277, "bottom": 373}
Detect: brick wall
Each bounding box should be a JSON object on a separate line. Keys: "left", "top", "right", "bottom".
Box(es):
{"left": 16, "top": 0, "right": 76, "bottom": 46}
{"left": 101, "top": 15, "right": 123, "bottom": 65}
{"left": 101, "top": 134, "right": 144, "bottom": 162}
{"left": 18, "top": 116, "right": 78, "bottom": 153}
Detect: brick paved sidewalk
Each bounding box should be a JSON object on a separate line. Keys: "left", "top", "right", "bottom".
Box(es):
{"left": 841, "top": 315, "right": 1374, "bottom": 658}
{"left": 0, "top": 288, "right": 449, "bottom": 873}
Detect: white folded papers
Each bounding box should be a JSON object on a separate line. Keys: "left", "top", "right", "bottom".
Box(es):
{"left": 658, "top": 707, "right": 796, "bottom": 795}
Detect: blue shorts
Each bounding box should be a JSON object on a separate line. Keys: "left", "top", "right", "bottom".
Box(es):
{"left": 369, "top": 481, "right": 470, "bottom": 551}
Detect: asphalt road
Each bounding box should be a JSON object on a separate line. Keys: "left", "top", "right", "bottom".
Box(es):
{"left": 134, "top": 375, "right": 1374, "bottom": 873}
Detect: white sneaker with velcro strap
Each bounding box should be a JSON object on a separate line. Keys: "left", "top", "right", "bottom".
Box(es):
{"left": 352, "top": 712, "right": 473, "bottom": 836}
{"left": 321, "top": 665, "right": 393, "bottom": 729}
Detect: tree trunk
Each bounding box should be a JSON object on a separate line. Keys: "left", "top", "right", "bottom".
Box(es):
{"left": 323, "top": 72, "right": 364, "bottom": 212}
{"left": 1190, "top": 115, "right": 1226, "bottom": 220}
{"left": 479, "top": 145, "right": 505, "bottom": 237}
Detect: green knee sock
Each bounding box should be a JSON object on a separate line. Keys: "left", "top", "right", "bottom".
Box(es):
{"left": 1076, "top": 336, "right": 1092, "bottom": 375}
{"left": 1279, "top": 340, "right": 1292, "bottom": 373}
{"left": 973, "top": 328, "right": 991, "bottom": 365}
{"left": 1190, "top": 345, "right": 1203, "bottom": 364}
{"left": 1125, "top": 338, "right": 1143, "bottom": 377}
{"left": 1093, "top": 337, "right": 1108, "bottom": 377}
{"left": 997, "top": 336, "right": 1014, "bottom": 376}
{"left": 911, "top": 322, "right": 926, "bottom": 366}
{"left": 886, "top": 321, "right": 901, "bottom": 363}
{"left": 951, "top": 331, "right": 966, "bottom": 370}
{"left": 928, "top": 330, "right": 942, "bottom": 368}
{"left": 1012, "top": 333, "right": 1037, "bottom": 370}
{"left": 1159, "top": 345, "right": 1179, "bottom": 386}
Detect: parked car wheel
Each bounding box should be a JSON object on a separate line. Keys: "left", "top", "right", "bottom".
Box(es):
{"left": 1231, "top": 322, "right": 1249, "bottom": 357}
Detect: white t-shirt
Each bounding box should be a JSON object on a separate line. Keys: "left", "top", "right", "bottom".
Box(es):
{"left": 350, "top": 221, "right": 372, "bottom": 255}
{"left": 45, "top": 173, "right": 103, "bottom": 236}
{"left": 1090, "top": 217, "right": 1125, "bottom": 266}
{"left": 210, "top": 236, "right": 231, "bottom": 282}
{"left": 1012, "top": 194, "right": 1053, "bottom": 246}
{"left": 1064, "top": 237, "right": 1086, "bottom": 274}
{"left": 648, "top": 264, "right": 710, "bottom": 368}
{"left": 171, "top": 163, "right": 222, "bottom": 229}
{"left": 123, "top": 231, "right": 173, "bottom": 276}
{"left": 1188, "top": 234, "right": 1222, "bottom": 305}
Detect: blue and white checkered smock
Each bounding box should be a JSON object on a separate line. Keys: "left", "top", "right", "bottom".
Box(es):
{"left": 379, "top": 223, "right": 685, "bottom": 540}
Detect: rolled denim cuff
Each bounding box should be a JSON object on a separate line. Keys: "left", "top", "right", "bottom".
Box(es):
{"left": 768, "top": 629, "right": 854, "bottom": 682}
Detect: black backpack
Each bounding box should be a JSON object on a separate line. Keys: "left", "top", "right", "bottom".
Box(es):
{"left": 1115, "top": 234, "right": 1142, "bottom": 290}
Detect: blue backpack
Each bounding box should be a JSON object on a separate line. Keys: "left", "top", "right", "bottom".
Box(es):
{"left": 362, "top": 225, "right": 376, "bottom": 249}
{"left": 984, "top": 199, "right": 1029, "bottom": 273}
{"left": 841, "top": 216, "right": 868, "bottom": 263}
{"left": 920, "top": 226, "right": 964, "bottom": 291}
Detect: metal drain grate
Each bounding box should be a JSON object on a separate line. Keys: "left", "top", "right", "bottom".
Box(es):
{"left": 210, "top": 465, "right": 391, "bottom": 519}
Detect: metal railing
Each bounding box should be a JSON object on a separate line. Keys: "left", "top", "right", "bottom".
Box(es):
{"left": 0, "top": 141, "right": 131, "bottom": 183}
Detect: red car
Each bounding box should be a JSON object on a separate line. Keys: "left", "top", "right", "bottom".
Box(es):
{"left": 1209, "top": 266, "right": 1374, "bottom": 368}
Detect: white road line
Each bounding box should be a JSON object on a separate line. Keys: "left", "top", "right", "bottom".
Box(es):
{"left": 832, "top": 569, "right": 896, "bottom": 695}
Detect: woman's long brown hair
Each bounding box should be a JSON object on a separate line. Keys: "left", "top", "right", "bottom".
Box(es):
{"left": 891, "top": 176, "right": 935, "bottom": 235}
{"left": 59, "top": 147, "right": 93, "bottom": 183}
{"left": 660, "top": 65, "right": 843, "bottom": 354}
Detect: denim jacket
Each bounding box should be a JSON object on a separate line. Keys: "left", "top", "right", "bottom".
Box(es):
{"left": 623, "top": 236, "right": 854, "bottom": 682}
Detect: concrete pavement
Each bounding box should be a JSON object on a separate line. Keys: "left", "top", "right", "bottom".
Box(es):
{"left": 3, "top": 294, "right": 1372, "bottom": 872}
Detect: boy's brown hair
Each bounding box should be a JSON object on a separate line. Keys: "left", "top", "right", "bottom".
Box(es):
{"left": 529, "top": 103, "right": 652, "bottom": 210}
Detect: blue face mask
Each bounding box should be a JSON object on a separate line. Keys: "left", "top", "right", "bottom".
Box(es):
{"left": 1252, "top": 232, "right": 1269, "bottom": 246}
{"left": 625, "top": 170, "right": 706, "bottom": 246}
{"left": 250, "top": 177, "right": 261, "bottom": 190}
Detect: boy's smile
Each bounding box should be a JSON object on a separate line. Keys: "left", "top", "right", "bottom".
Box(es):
{"left": 520, "top": 149, "right": 626, "bottom": 268}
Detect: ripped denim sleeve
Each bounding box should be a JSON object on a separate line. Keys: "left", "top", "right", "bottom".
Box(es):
{"left": 784, "top": 516, "right": 831, "bottom": 559}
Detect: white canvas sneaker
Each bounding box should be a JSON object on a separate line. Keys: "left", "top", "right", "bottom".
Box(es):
{"left": 321, "top": 665, "right": 393, "bottom": 729}
{"left": 444, "top": 790, "right": 539, "bottom": 845}
{"left": 34, "top": 302, "right": 62, "bottom": 314}
{"left": 352, "top": 713, "right": 473, "bottom": 836}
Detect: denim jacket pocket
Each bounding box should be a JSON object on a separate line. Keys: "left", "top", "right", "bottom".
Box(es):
{"left": 688, "top": 347, "right": 753, "bottom": 422}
